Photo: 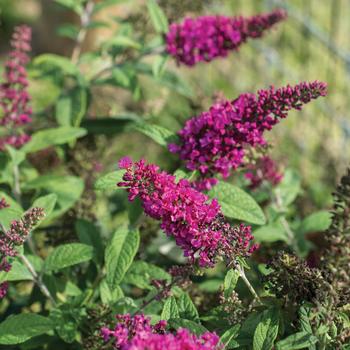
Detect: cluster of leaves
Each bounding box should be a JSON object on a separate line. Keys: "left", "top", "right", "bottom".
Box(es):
{"left": 0, "top": 1, "right": 349, "bottom": 350}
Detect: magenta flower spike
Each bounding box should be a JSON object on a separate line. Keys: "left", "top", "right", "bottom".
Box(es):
{"left": 166, "top": 9, "right": 287, "bottom": 66}
{"left": 118, "top": 158, "right": 257, "bottom": 267}
{"left": 169, "top": 81, "right": 327, "bottom": 189}
{"left": 101, "top": 313, "right": 222, "bottom": 349}
{"left": 0, "top": 25, "right": 32, "bottom": 150}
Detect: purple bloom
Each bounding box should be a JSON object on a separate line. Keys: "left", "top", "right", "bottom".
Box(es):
{"left": 0, "top": 25, "right": 32, "bottom": 150}
{"left": 0, "top": 207, "right": 45, "bottom": 276}
{"left": 169, "top": 81, "right": 327, "bottom": 188}
{"left": 245, "top": 156, "right": 283, "bottom": 189}
{"left": 0, "top": 282, "right": 8, "bottom": 299}
{"left": 101, "top": 313, "right": 221, "bottom": 350}
{"left": 118, "top": 159, "right": 256, "bottom": 267}
{"left": 166, "top": 9, "right": 287, "bottom": 66}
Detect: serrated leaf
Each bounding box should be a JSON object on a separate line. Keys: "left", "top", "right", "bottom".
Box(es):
{"left": 131, "top": 122, "right": 178, "bottom": 147}
{"left": 105, "top": 227, "right": 140, "bottom": 289}
{"left": 178, "top": 293, "right": 199, "bottom": 321}
{"left": 22, "top": 127, "right": 87, "bottom": 153}
{"left": 0, "top": 314, "right": 54, "bottom": 345}
{"left": 147, "top": 0, "right": 169, "bottom": 33}
{"left": 100, "top": 278, "right": 124, "bottom": 304}
{"left": 253, "top": 308, "right": 280, "bottom": 350}
{"left": 209, "top": 182, "right": 266, "bottom": 225}
{"left": 220, "top": 324, "right": 240, "bottom": 349}
{"left": 223, "top": 269, "right": 239, "bottom": 298}
{"left": 44, "top": 243, "right": 93, "bottom": 272}
{"left": 168, "top": 318, "right": 207, "bottom": 336}
{"left": 76, "top": 219, "right": 104, "bottom": 265}
{"left": 95, "top": 170, "right": 125, "bottom": 191}
{"left": 161, "top": 296, "right": 179, "bottom": 320}
{"left": 275, "top": 331, "right": 318, "bottom": 350}
{"left": 123, "top": 260, "right": 170, "bottom": 290}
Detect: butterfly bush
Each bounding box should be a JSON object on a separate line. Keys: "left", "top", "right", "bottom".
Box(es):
{"left": 118, "top": 158, "right": 257, "bottom": 267}
{"left": 245, "top": 155, "right": 283, "bottom": 189}
{"left": 0, "top": 25, "right": 32, "bottom": 150}
{"left": 169, "top": 81, "right": 327, "bottom": 190}
{"left": 101, "top": 313, "right": 221, "bottom": 350}
{"left": 166, "top": 9, "right": 287, "bottom": 66}
{"left": 0, "top": 201, "right": 44, "bottom": 299}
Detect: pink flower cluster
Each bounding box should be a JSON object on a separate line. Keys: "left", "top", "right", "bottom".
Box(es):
{"left": 169, "top": 81, "right": 327, "bottom": 189}
{"left": 245, "top": 156, "right": 283, "bottom": 189}
{"left": 0, "top": 203, "right": 44, "bottom": 299}
{"left": 101, "top": 313, "right": 221, "bottom": 350}
{"left": 166, "top": 9, "right": 286, "bottom": 66}
{"left": 118, "top": 158, "right": 256, "bottom": 267}
{"left": 0, "top": 25, "right": 32, "bottom": 150}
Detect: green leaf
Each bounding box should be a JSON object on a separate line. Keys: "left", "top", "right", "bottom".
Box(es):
{"left": 298, "top": 211, "right": 331, "bottom": 235}
{"left": 0, "top": 314, "right": 54, "bottom": 345}
{"left": 0, "top": 207, "right": 22, "bottom": 230}
{"left": 103, "top": 35, "right": 142, "bottom": 51}
{"left": 253, "top": 308, "right": 280, "bottom": 350}
{"left": 161, "top": 296, "right": 180, "bottom": 320}
{"left": 178, "top": 293, "right": 199, "bottom": 321}
{"left": 100, "top": 278, "right": 124, "bottom": 304}
{"left": 54, "top": 0, "right": 84, "bottom": 14}
{"left": 253, "top": 222, "right": 289, "bottom": 243}
{"left": 275, "top": 332, "right": 318, "bottom": 350}
{"left": 81, "top": 114, "right": 141, "bottom": 135}
{"left": 6, "top": 145, "right": 25, "bottom": 166}
{"left": 44, "top": 243, "right": 94, "bottom": 272}
{"left": 220, "top": 324, "right": 240, "bottom": 349}
{"left": 23, "top": 175, "right": 84, "bottom": 219}
{"left": 274, "top": 169, "right": 301, "bottom": 207}
{"left": 168, "top": 319, "right": 207, "bottom": 336}
{"left": 95, "top": 170, "right": 125, "bottom": 191}
{"left": 22, "top": 127, "right": 87, "bottom": 153}
{"left": 123, "top": 260, "right": 170, "bottom": 290}
{"left": 57, "top": 23, "right": 79, "bottom": 40}
{"left": 0, "top": 259, "right": 33, "bottom": 283}
{"left": 209, "top": 182, "right": 266, "bottom": 225}
{"left": 152, "top": 55, "right": 168, "bottom": 77}
{"left": 33, "top": 54, "right": 83, "bottom": 78}
{"left": 223, "top": 269, "right": 240, "bottom": 298}
{"left": 131, "top": 122, "right": 178, "bottom": 147}
{"left": 93, "top": 0, "right": 128, "bottom": 12}
{"left": 0, "top": 192, "right": 22, "bottom": 212}
{"left": 76, "top": 219, "right": 104, "bottom": 265}
{"left": 147, "top": 0, "right": 169, "bottom": 33}
{"left": 105, "top": 227, "right": 140, "bottom": 289}
{"left": 31, "top": 194, "right": 57, "bottom": 227}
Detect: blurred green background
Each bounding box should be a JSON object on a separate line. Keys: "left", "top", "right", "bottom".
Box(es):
{"left": 1, "top": 0, "right": 349, "bottom": 213}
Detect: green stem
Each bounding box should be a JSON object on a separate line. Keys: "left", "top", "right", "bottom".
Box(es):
{"left": 19, "top": 254, "right": 56, "bottom": 306}
{"left": 71, "top": 0, "right": 95, "bottom": 64}
{"left": 236, "top": 263, "right": 262, "bottom": 304}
